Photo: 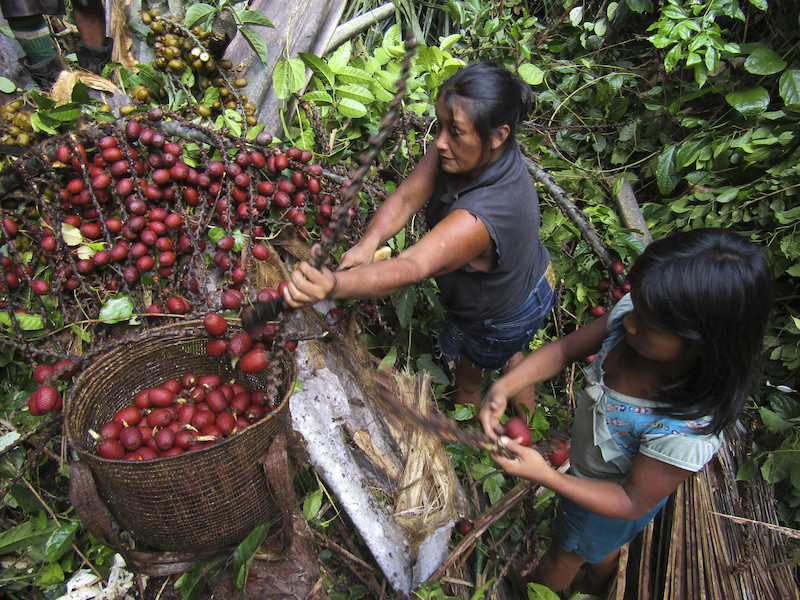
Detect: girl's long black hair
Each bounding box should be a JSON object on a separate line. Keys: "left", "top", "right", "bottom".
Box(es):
{"left": 437, "top": 61, "right": 531, "bottom": 162}
{"left": 626, "top": 228, "right": 774, "bottom": 435}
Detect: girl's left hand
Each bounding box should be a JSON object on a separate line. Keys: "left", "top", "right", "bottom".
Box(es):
{"left": 491, "top": 436, "right": 552, "bottom": 483}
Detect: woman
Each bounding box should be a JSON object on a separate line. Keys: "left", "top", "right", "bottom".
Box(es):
{"left": 284, "top": 61, "right": 554, "bottom": 416}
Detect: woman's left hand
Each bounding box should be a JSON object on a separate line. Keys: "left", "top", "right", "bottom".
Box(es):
{"left": 491, "top": 436, "right": 553, "bottom": 483}
{"left": 284, "top": 260, "right": 337, "bottom": 308}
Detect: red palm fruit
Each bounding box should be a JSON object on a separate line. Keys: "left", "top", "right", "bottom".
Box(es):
{"left": 148, "top": 387, "right": 175, "bottom": 408}
{"left": 98, "top": 420, "right": 123, "bottom": 440}
{"left": 119, "top": 426, "right": 143, "bottom": 451}
{"left": 97, "top": 438, "right": 125, "bottom": 459}
{"left": 113, "top": 405, "right": 141, "bottom": 426}
{"left": 146, "top": 407, "right": 172, "bottom": 428}
{"left": 230, "top": 392, "right": 250, "bottom": 414}
{"left": 240, "top": 349, "right": 270, "bottom": 373}
{"left": 154, "top": 428, "right": 175, "bottom": 451}
{"left": 204, "top": 312, "right": 228, "bottom": 336}
{"left": 206, "top": 339, "right": 228, "bottom": 357}
{"left": 134, "top": 389, "right": 152, "bottom": 409}
{"left": 216, "top": 411, "right": 236, "bottom": 435}
{"left": 205, "top": 389, "right": 229, "bottom": 413}
{"left": 33, "top": 364, "right": 54, "bottom": 384}
{"left": 228, "top": 331, "right": 254, "bottom": 357}
{"left": 197, "top": 374, "right": 222, "bottom": 389}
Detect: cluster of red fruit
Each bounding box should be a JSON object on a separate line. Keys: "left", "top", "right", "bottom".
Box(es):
{"left": 0, "top": 109, "right": 339, "bottom": 335}
{"left": 203, "top": 311, "right": 297, "bottom": 375}
{"left": 27, "top": 360, "right": 80, "bottom": 416}
{"left": 92, "top": 372, "right": 274, "bottom": 461}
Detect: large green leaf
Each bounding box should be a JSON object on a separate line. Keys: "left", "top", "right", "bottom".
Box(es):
{"left": 184, "top": 5, "right": 217, "bottom": 28}
{"left": 334, "top": 65, "right": 372, "bottom": 85}
{"left": 725, "top": 86, "right": 770, "bottom": 117}
{"left": 299, "top": 52, "right": 335, "bottom": 87}
{"left": 518, "top": 63, "right": 545, "bottom": 85}
{"left": 0, "top": 311, "right": 44, "bottom": 330}
{"left": 273, "top": 58, "right": 306, "bottom": 100}
{"left": 240, "top": 25, "right": 269, "bottom": 69}
{"left": 397, "top": 287, "right": 416, "bottom": 329}
{"left": 744, "top": 46, "right": 787, "bottom": 76}
{"left": 99, "top": 296, "right": 135, "bottom": 324}
{"left": 656, "top": 144, "right": 678, "bottom": 195}
{"left": 778, "top": 69, "right": 800, "bottom": 108}
{"left": 44, "top": 522, "right": 79, "bottom": 563}
{"left": 232, "top": 524, "right": 270, "bottom": 589}
{"left": 240, "top": 10, "right": 274, "bottom": 28}
{"left": 336, "top": 97, "right": 367, "bottom": 118}
{"left": 336, "top": 83, "right": 375, "bottom": 105}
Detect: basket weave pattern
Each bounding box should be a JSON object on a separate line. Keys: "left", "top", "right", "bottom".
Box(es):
{"left": 65, "top": 322, "right": 295, "bottom": 553}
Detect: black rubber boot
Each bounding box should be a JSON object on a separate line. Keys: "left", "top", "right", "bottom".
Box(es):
{"left": 76, "top": 37, "right": 113, "bottom": 76}
{"left": 22, "top": 54, "right": 65, "bottom": 90}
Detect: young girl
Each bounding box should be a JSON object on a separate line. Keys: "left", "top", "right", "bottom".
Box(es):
{"left": 285, "top": 62, "right": 554, "bottom": 416}
{"left": 478, "top": 228, "right": 774, "bottom": 594}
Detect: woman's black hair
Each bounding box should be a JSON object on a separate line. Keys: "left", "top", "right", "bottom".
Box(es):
{"left": 437, "top": 61, "right": 531, "bottom": 161}
{"left": 626, "top": 228, "right": 774, "bottom": 435}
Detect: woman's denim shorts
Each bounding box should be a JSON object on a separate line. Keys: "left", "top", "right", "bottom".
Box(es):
{"left": 437, "top": 270, "right": 555, "bottom": 370}
{"left": 554, "top": 495, "right": 669, "bottom": 564}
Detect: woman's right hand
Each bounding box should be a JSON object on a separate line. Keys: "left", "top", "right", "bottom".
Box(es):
{"left": 338, "top": 241, "right": 379, "bottom": 271}
{"left": 479, "top": 386, "right": 509, "bottom": 442}
{"left": 283, "top": 261, "right": 337, "bottom": 308}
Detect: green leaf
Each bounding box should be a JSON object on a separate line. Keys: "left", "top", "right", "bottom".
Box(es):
{"left": 769, "top": 394, "right": 800, "bottom": 420}
{"left": 44, "top": 522, "right": 78, "bottom": 563}
{"left": 273, "top": 58, "right": 306, "bottom": 100}
{"left": 416, "top": 354, "right": 450, "bottom": 386}
{"left": 299, "top": 52, "right": 335, "bottom": 87}
{"left": 0, "top": 311, "right": 44, "bottom": 330}
{"left": 336, "top": 97, "right": 367, "bottom": 118}
{"left": 379, "top": 347, "right": 397, "bottom": 370}
{"left": 336, "top": 83, "right": 375, "bottom": 105}
{"left": 664, "top": 44, "right": 683, "bottom": 73}
{"left": 240, "top": 26, "right": 269, "bottom": 69}
{"left": 744, "top": 46, "right": 787, "bottom": 76}
{"left": 656, "top": 144, "right": 679, "bottom": 195}
{"left": 303, "top": 489, "right": 323, "bottom": 521}
{"left": 0, "top": 520, "right": 57, "bottom": 555}
{"left": 517, "top": 63, "right": 545, "bottom": 85}
{"left": 47, "top": 103, "right": 81, "bottom": 122}
{"left": 184, "top": 5, "right": 217, "bottom": 28}
{"left": 99, "top": 296, "right": 135, "bottom": 324}
{"left": 232, "top": 523, "right": 270, "bottom": 589}
{"left": 0, "top": 76, "right": 16, "bottom": 93}
{"left": 240, "top": 10, "right": 274, "bottom": 28}
{"left": 526, "top": 582, "right": 561, "bottom": 600}
{"left": 396, "top": 288, "right": 416, "bottom": 329}
{"left": 725, "top": 86, "right": 770, "bottom": 117}
{"left": 735, "top": 457, "right": 759, "bottom": 482}
{"left": 778, "top": 69, "right": 800, "bottom": 108}
{"left": 759, "top": 406, "right": 793, "bottom": 433}
{"left": 0, "top": 431, "right": 20, "bottom": 453}
{"left": 30, "top": 112, "right": 59, "bottom": 134}
{"left": 334, "top": 65, "right": 372, "bottom": 85}
{"left": 302, "top": 90, "right": 333, "bottom": 105}
{"left": 175, "top": 553, "right": 226, "bottom": 600}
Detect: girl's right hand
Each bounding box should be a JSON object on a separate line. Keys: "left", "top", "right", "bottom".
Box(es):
{"left": 479, "top": 387, "right": 509, "bottom": 441}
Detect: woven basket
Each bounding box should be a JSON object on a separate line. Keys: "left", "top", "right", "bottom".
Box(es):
{"left": 65, "top": 320, "right": 296, "bottom": 555}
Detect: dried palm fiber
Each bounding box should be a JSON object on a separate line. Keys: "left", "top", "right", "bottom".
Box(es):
{"left": 606, "top": 424, "right": 799, "bottom": 600}
{"left": 383, "top": 370, "right": 469, "bottom": 551}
